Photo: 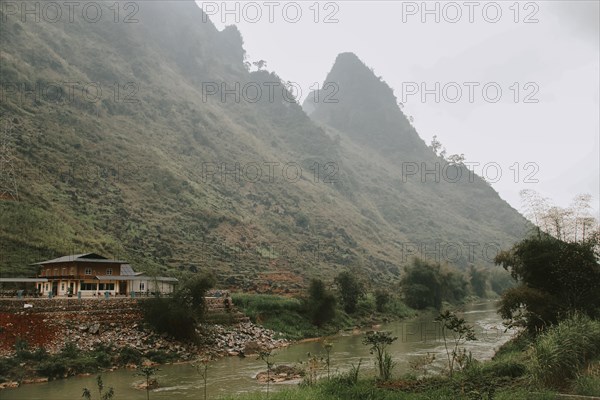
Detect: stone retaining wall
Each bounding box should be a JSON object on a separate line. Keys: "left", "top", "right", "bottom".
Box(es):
{"left": 0, "top": 295, "right": 245, "bottom": 320}
{"left": 0, "top": 298, "right": 142, "bottom": 313}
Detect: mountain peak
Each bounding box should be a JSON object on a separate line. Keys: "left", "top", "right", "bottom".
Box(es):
{"left": 306, "top": 53, "right": 426, "bottom": 157}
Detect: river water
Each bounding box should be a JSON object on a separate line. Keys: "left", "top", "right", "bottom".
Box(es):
{"left": 2, "top": 301, "right": 515, "bottom": 399}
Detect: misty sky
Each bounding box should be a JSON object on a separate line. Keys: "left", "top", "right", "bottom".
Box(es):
{"left": 196, "top": 1, "right": 599, "bottom": 219}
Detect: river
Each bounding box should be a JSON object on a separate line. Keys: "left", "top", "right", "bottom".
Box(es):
{"left": 2, "top": 301, "right": 515, "bottom": 399}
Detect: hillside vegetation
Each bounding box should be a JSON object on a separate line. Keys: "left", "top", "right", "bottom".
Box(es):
{"left": 0, "top": 1, "right": 529, "bottom": 290}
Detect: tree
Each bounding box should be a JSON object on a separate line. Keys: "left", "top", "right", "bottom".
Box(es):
{"left": 192, "top": 356, "right": 211, "bottom": 400}
{"left": 252, "top": 60, "right": 267, "bottom": 70}
{"left": 469, "top": 266, "right": 487, "bottom": 298}
{"left": 374, "top": 289, "right": 390, "bottom": 312}
{"left": 520, "top": 190, "right": 599, "bottom": 242}
{"left": 401, "top": 259, "right": 442, "bottom": 309}
{"left": 435, "top": 310, "right": 476, "bottom": 377}
{"left": 306, "top": 279, "right": 336, "bottom": 327}
{"left": 258, "top": 350, "right": 274, "bottom": 398}
{"left": 334, "top": 271, "right": 365, "bottom": 313}
{"left": 137, "top": 365, "right": 159, "bottom": 400}
{"left": 446, "top": 153, "right": 465, "bottom": 165}
{"left": 495, "top": 232, "right": 600, "bottom": 333}
{"left": 429, "top": 135, "right": 442, "bottom": 156}
{"left": 82, "top": 375, "right": 114, "bottom": 400}
{"left": 362, "top": 331, "right": 397, "bottom": 381}
{"left": 175, "top": 273, "right": 216, "bottom": 319}
{"left": 141, "top": 273, "right": 215, "bottom": 340}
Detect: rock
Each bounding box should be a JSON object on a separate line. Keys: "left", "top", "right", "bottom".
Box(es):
{"left": 21, "top": 377, "right": 48, "bottom": 384}
{"left": 256, "top": 365, "right": 303, "bottom": 383}
{"left": 89, "top": 323, "right": 101, "bottom": 335}
{"left": 135, "top": 378, "right": 159, "bottom": 390}
{"left": 0, "top": 381, "right": 19, "bottom": 389}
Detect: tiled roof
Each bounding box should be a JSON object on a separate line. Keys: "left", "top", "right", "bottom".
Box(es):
{"left": 32, "top": 253, "right": 126, "bottom": 265}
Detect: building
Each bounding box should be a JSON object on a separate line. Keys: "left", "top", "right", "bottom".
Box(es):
{"left": 32, "top": 253, "right": 177, "bottom": 297}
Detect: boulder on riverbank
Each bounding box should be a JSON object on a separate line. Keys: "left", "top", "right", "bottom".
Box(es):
{"left": 256, "top": 365, "right": 303, "bottom": 383}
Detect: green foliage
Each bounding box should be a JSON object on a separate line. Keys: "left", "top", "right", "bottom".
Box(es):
{"left": 174, "top": 274, "right": 217, "bottom": 318}
{"left": 137, "top": 365, "right": 159, "bottom": 400}
{"left": 469, "top": 266, "right": 487, "bottom": 297}
{"left": 572, "top": 373, "right": 600, "bottom": 396}
{"left": 337, "top": 359, "right": 362, "bottom": 386}
{"left": 489, "top": 268, "right": 517, "bottom": 296}
{"left": 82, "top": 375, "right": 115, "bottom": 400}
{"left": 495, "top": 233, "right": 600, "bottom": 332}
{"left": 529, "top": 313, "right": 600, "bottom": 388}
{"left": 141, "top": 296, "right": 196, "bottom": 340}
{"left": 231, "top": 293, "right": 319, "bottom": 340}
{"left": 118, "top": 346, "right": 143, "bottom": 365}
{"left": 307, "top": 279, "right": 336, "bottom": 327}
{"left": 0, "top": 2, "right": 528, "bottom": 296}
{"left": 258, "top": 350, "right": 275, "bottom": 398}
{"left": 145, "top": 350, "right": 177, "bottom": 365}
{"left": 401, "top": 259, "right": 442, "bottom": 309}
{"left": 141, "top": 273, "right": 215, "bottom": 341}
{"left": 435, "top": 310, "right": 477, "bottom": 377}
{"left": 401, "top": 259, "right": 468, "bottom": 310}
{"left": 374, "top": 290, "right": 390, "bottom": 313}
{"left": 362, "top": 331, "right": 397, "bottom": 381}
{"left": 334, "top": 271, "right": 365, "bottom": 314}
{"left": 31, "top": 342, "right": 114, "bottom": 380}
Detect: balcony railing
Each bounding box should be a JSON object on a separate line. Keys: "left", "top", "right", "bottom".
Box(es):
{"left": 37, "top": 274, "right": 121, "bottom": 280}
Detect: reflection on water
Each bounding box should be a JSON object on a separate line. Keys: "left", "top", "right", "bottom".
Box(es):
{"left": 2, "top": 301, "right": 515, "bottom": 399}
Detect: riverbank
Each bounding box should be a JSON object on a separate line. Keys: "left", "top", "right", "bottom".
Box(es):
{"left": 231, "top": 292, "right": 416, "bottom": 341}
{"left": 224, "top": 314, "right": 600, "bottom": 400}
{"left": 0, "top": 307, "right": 289, "bottom": 389}
{"left": 0, "top": 300, "right": 527, "bottom": 399}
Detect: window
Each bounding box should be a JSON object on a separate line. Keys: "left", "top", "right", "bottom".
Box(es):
{"left": 61, "top": 268, "right": 67, "bottom": 276}
{"left": 85, "top": 268, "right": 92, "bottom": 275}
{"left": 80, "top": 283, "right": 97, "bottom": 291}
{"left": 61, "top": 283, "right": 65, "bottom": 291}
{"left": 106, "top": 268, "right": 112, "bottom": 276}
{"left": 99, "top": 283, "right": 115, "bottom": 291}
{"left": 41, "top": 270, "right": 45, "bottom": 277}
{"left": 53, "top": 269, "right": 58, "bottom": 276}
{"left": 140, "top": 282, "right": 145, "bottom": 291}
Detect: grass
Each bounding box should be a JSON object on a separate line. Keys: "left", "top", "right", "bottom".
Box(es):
{"left": 528, "top": 313, "right": 600, "bottom": 388}
{"left": 0, "top": 341, "right": 176, "bottom": 383}
{"left": 220, "top": 377, "right": 557, "bottom": 400}
{"left": 231, "top": 293, "right": 414, "bottom": 341}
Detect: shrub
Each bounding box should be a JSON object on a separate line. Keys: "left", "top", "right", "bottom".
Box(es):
{"left": 400, "top": 259, "right": 468, "bottom": 309}
{"left": 307, "top": 279, "right": 336, "bottom": 327}
{"left": 529, "top": 313, "right": 600, "bottom": 387}
{"left": 374, "top": 290, "right": 390, "bottom": 313}
{"left": 362, "top": 331, "right": 397, "bottom": 381}
{"left": 36, "top": 358, "right": 67, "bottom": 380}
{"left": 334, "top": 271, "right": 365, "bottom": 314}
{"left": 572, "top": 374, "right": 600, "bottom": 396}
{"left": 145, "top": 350, "right": 176, "bottom": 364}
{"left": 118, "top": 346, "right": 143, "bottom": 365}
{"left": 485, "top": 360, "right": 526, "bottom": 378}
{"left": 495, "top": 233, "right": 600, "bottom": 332}
{"left": 141, "top": 273, "right": 215, "bottom": 341}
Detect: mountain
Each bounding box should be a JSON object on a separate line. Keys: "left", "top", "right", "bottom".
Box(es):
{"left": 0, "top": 1, "right": 529, "bottom": 293}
